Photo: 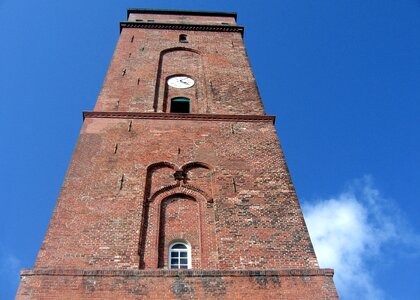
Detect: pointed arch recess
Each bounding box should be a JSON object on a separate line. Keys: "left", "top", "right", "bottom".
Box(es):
{"left": 142, "top": 189, "right": 209, "bottom": 269}
{"left": 144, "top": 161, "right": 177, "bottom": 202}
{"left": 139, "top": 161, "right": 216, "bottom": 269}
{"left": 182, "top": 161, "right": 211, "bottom": 172}
{"left": 149, "top": 183, "right": 213, "bottom": 204}
{"left": 143, "top": 161, "right": 213, "bottom": 203}
{"left": 158, "top": 193, "right": 199, "bottom": 268}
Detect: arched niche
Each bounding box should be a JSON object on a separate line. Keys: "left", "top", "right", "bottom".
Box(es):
{"left": 157, "top": 193, "right": 200, "bottom": 268}
{"left": 139, "top": 185, "right": 217, "bottom": 270}
{"left": 144, "top": 161, "right": 213, "bottom": 203}
{"left": 139, "top": 161, "right": 217, "bottom": 270}
{"left": 153, "top": 47, "right": 208, "bottom": 113}
{"left": 144, "top": 161, "right": 177, "bottom": 200}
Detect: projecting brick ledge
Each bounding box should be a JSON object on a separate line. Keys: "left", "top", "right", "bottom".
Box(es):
{"left": 21, "top": 268, "right": 334, "bottom": 278}
{"left": 120, "top": 22, "right": 244, "bottom": 35}
{"left": 83, "top": 111, "right": 276, "bottom": 123}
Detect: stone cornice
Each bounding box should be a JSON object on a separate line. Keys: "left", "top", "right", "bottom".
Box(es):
{"left": 83, "top": 111, "right": 275, "bottom": 124}
{"left": 120, "top": 21, "right": 244, "bottom": 36}
{"left": 21, "top": 268, "right": 334, "bottom": 278}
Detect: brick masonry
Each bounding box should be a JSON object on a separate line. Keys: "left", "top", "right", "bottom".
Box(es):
{"left": 18, "top": 269, "right": 337, "bottom": 299}
{"left": 17, "top": 9, "right": 338, "bottom": 299}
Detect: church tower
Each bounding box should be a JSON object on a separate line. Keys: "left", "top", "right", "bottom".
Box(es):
{"left": 17, "top": 9, "right": 338, "bottom": 299}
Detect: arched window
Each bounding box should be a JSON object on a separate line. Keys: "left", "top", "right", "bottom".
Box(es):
{"left": 169, "top": 242, "right": 191, "bottom": 269}
{"left": 170, "top": 97, "right": 190, "bottom": 113}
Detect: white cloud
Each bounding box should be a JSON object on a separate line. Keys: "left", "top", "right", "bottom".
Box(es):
{"left": 302, "top": 176, "right": 419, "bottom": 300}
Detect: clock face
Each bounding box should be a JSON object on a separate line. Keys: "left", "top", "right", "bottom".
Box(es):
{"left": 167, "top": 76, "right": 195, "bottom": 89}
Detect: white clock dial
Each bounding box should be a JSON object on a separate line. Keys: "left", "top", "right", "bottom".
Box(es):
{"left": 167, "top": 76, "right": 195, "bottom": 89}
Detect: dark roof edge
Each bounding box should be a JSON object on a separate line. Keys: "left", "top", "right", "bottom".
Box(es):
{"left": 127, "top": 8, "right": 237, "bottom": 21}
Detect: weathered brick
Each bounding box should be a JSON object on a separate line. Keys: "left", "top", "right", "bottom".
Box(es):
{"left": 17, "top": 9, "right": 338, "bottom": 299}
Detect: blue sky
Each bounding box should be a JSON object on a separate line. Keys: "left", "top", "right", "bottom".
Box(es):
{"left": 1, "top": 1, "right": 419, "bottom": 299}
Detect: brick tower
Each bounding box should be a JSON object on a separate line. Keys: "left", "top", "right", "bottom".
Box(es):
{"left": 17, "top": 9, "right": 338, "bottom": 299}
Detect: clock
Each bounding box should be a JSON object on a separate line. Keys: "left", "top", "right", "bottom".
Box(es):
{"left": 167, "top": 76, "right": 195, "bottom": 89}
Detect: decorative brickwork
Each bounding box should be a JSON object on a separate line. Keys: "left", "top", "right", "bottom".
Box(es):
{"left": 120, "top": 22, "right": 244, "bottom": 35}
{"left": 17, "top": 8, "right": 338, "bottom": 299}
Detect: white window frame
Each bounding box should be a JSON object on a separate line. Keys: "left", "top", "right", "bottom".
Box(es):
{"left": 168, "top": 241, "right": 191, "bottom": 269}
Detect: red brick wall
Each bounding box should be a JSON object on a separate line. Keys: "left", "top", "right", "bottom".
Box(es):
{"left": 94, "top": 28, "right": 265, "bottom": 115}
{"left": 34, "top": 117, "right": 318, "bottom": 271}
{"left": 127, "top": 13, "right": 236, "bottom": 25}
{"left": 17, "top": 9, "right": 338, "bottom": 299}
{"left": 17, "top": 269, "right": 338, "bottom": 299}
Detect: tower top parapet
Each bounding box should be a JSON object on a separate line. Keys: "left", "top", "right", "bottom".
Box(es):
{"left": 126, "top": 8, "right": 237, "bottom": 26}
{"left": 127, "top": 8, "right": 237, "bottom": 20}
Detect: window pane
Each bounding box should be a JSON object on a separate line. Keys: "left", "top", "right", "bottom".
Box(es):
{"left": 170, "top": 99, "right": 190, "bottom": 113}
{"left": 180, "top": 258, "right": 188, "bottom": 264}
{"left": 172, "top": 244, "right": 187, "bottom": 249}
{"left": 169, "top": 242, "right": 190, "bottom": 269}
